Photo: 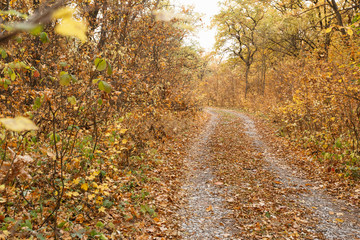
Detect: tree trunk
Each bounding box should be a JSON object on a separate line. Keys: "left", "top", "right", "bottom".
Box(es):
{"left": 261, "top": 54, "right": 266, "bottom": 95}
{"left": 244, "top": 64, "right": 250, "bottom": 99}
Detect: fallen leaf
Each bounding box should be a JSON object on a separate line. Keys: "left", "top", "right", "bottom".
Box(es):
{"left": 81, "top": 183, "right": 88, "bottom": 191}
{"left": 98, "top": 206, "right": 106, "bottom": 213}
{"left": 335, "top": 218, "right": 344, "bottom": 223}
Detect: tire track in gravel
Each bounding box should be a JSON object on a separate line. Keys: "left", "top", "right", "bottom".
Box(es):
{"left": 179, "top": 109, "right": 237, "bottom": 240}
{"left": 224, "top": 109, "right": 360, "bottom": 240}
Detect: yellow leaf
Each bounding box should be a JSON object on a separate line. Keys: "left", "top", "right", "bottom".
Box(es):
{"left": 81, "top": 183, "right": 88, "bottom": 191}
{"left": 119, "top": 129, "right": 128, "bottom": 134}
{"left": 88, "top": 194, "right": 95, "bottom": 200}
{"left": 335, "top": 218, "right": 344, "bottom": 223}
{"left": 52, "top": 7, "right": 87, "bottom": 42}
{"left": 98, "top": 206, "right": 105, "bottom": 213}
{"left": 0, "top": 117, "right": 38, "bottom": 132}
{"left": 347, "top": 28, "right": 353, "bottom": 36}
{"left": 66, "top": 191, "right": 79, "bottom": 197}
{"left": 86, "top": 175, "right": 96, "bottom": 181}
{"left": 96, "top": 196, "right": 103, "bottom": 205}
{"left": 206, "top": 205, "right": 213, "bottom": 212}
{"left": 55, "top": 18, "right": 87, "bottom": 42}
{"left": 0, "top": 185, "right": 5, "bottom": 191}
{"left": 325, "top": 27, "right": 333, "bottom": 33}
{"left": 122, "top": 139, "right": 128, "bottom": 144}
{"left": 72, "top": 178, "right": 80, "bottom": 185}
{"left": 52, "top": 7, "right": 75, "bottom": 19}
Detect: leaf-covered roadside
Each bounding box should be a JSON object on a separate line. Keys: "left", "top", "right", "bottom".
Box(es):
{"left": 0, "top": 0, "right": 205, "bottom": 239}
{"left": 0, "top": 110, "right": 206, "bottom": 239}
{"left": 249, "top": 112, "right": 360, "bottom": 208}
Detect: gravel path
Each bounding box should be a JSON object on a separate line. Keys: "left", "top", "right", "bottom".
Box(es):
{"left": 225, "top": 109, "right": 360, "bottom": 240}
{"left": 178, "top": 108, "right": 360, "bottom": 239}
{"left": 179, "top": 109, "right": 237, "bottom": 239}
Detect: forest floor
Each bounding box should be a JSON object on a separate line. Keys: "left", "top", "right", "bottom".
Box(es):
{"left": 174, "top": 108, "right": 360, "bottom": 240}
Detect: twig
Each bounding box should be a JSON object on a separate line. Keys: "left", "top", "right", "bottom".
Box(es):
{"left": 0, "top": 0, "right": 66, "bottom": 46}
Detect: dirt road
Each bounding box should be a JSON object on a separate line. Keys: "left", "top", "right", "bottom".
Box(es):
{"left": 179, "top": 108, "right": 360, "bottom": 239}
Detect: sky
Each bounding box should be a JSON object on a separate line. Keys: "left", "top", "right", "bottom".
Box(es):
{"left": 173, "top": 0, "right": 220, "bottom": 52}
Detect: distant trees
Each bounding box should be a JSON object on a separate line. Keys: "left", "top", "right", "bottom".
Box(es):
{"left": 202, "top": 0, "right": 360, "bottom": 178}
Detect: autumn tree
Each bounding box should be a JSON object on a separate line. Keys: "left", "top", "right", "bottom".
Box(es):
{"left": 213, "top": 0, "right": 264, "bottom": 98}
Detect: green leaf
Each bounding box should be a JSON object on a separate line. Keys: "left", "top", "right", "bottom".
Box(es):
{"left": 30, "top": 25, "right": 43, "bottom": 36}
{"left": 40, "top": 32, "right": 49, "bottom": 43}
{"left": 92, "top": 78, "right": 100, "bottom": 84}
{"left": 0, "top": 10, "right": 28, "bottom": 19}
{"left": 20, "top": 62, "right": 28, "bottom": 69}
{"left": 98, "top": 81, "right": 112, "bottom": 93}
{"left": 7, "top": 67, "right": 13, "bottom": 76}
{"left": 70, "top": 74, "right": 77, "bottom": 83}
{"left": 10, "top": 72, "right": 16, "bottom": 81}
{"left": 67, "top": 96, "right": 77, "bottom": 105}
{"left": 99, "top": 234, "right": 108, "bottom": 240}
{"left": 33, "top": 97, "right": 42, "bottom": 110}
{"left": 94, "top": 58, "right": 107, "bottom": 71}
{"left": 24, "top": 219, "right": 32, "bottom": 230}
{"left": 71, "top": 229, "right": 85, "bottom": 238}
{"left": 106, "top": 61, "right": 113, "bottom": 75}
{"left": 48, "top": 132, "right": 60, "bottom": 142}
{"left": 58, "top": 221, "right": 66, "bottom": 228}
{"left": 103, "top": 199, "right": 113, "bottom": 208}
{"left": 1, "top": 49, "right": 7, "bottom": 59}
{"left": 96, "top": 221, "right": 105, "bottom": 228}
{"left": 0, "top": 79, "right": 9, "bottom": 90}
{"left": 60, "top": 71, "right": 70, "bottom": 86}
{"left": 4, "top": 79, "right": 11, "bottom": 86}
{"left": 36, "top": 234, "right": 46, "bottom": 240}
{"left": 60, "top": 62, "right": 68, "bottom": 67}
{"left": 13, "top": 63, "right": 21, "bottom": 69}
{"left": 4, "top": 217, "right": 15, "bottom": 223}
{"left": 90, "top": 230, "right": 99, "bottom": 237}
{"left": 335, "top": 139, "right": 342, "bottom": 148}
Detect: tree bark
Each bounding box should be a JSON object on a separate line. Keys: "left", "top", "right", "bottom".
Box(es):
{"left": 244, "top": 64, "right": 250, "bottom": 99}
